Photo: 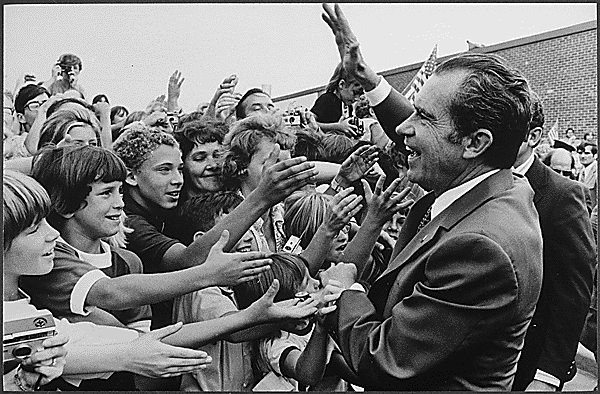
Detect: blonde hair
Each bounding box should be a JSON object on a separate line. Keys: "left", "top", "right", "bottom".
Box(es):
{"left": 283, "top": 190, "right": 331, "bottom": 249}
{"left": 3, "top": 170, "right": 51, "bottom": 252}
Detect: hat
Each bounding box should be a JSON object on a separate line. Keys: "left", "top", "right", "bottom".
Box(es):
{"left": 14, "top": 84, "right": 50, "bottom": 114}
{"left": 57, "top": 53, "right": 82, "bottom": 69}
{"left": 553, "top": 139, "right": 575, "bottom": 153}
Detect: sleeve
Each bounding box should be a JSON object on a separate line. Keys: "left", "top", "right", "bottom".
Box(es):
{"left": 310, "top": 92, "right": 342, "bottom": 123}
{"left": 535, "top": 181, "right": 596, "bottom": 381}
{"left": 262, "top": 333, "right": 308, "bottom": 376}
{"left": 124, "top": 214, "right": 179, "bottom": 274}
{"left": 19, "top": 243, "right": 107, "bottom": 317}
{"left": 369, "top": 83, "right": 414, "bottom": 154}
{"left": 327, "top": 233, "right": 520, "bottom": 385}
{"left": 173, "top": 287, "right": 237, "bottom": 325}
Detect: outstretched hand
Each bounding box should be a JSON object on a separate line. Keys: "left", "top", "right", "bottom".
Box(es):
{"left": 335, "top": 144, "right": 379, "bottom": 187}
{"left": 167, "top": 70, "right": 185, "bottom": 102}
{"left": 324, "top": 186, "right": 363, "bottom": 235}
{"left": 254, "top": 144, "right": 318, "bottom": 205}
{"left": 249, "top": 279, "right": 319, "bottom": 323}
{"left": 362, "top": 174, "right": 414, "bottom": 226}
{"left": 202, "top": 230, "right": 272, "bottom": 286}
{"left": 322, "top": 3, "right": 379, "bottom": 89}
{"left": 127, "top": 322, "right": 212, "bottom": 378}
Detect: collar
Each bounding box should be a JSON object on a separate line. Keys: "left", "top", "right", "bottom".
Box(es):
{"left": 123, "top": 188, "right": 169, "bottom": 231}
{"left": 59, "top": 237, "right": 112, "bottom": 269}
{"left": 431, "top": 169, "right": 500, "bottom": 220}
{"left": 513, "top": 152, "right": 535, "bottom": 176}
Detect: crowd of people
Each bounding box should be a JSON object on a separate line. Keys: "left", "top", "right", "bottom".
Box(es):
{"left": 3, "top": 3, "right": 597, "bottom": 392}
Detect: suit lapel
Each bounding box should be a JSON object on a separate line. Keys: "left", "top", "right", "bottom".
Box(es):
{"left": 372, "top": 170, "right": 515, "bottom": 291}
{"left": 525, "top": 157, "right": 548, "bottom": 206}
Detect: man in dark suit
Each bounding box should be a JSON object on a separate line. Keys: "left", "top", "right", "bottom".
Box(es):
{"left": 511, "top": 92, "right": 595, "bottom": 391}
{"left": 319, "top": 4, "right": 543, "bottom": 390}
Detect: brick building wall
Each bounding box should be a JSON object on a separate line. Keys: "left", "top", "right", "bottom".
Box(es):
{"left": 274, "top": 21, "right": 597, "bottom": 140}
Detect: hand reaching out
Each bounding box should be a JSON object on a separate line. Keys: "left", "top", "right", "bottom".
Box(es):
{"left": 201, "top": 230, "right": 273, "bottom": 286}
{"left": 126, "top": 322, "right": 212, "bottom": 378}
{"left": 362, "top": 174, "right": 414, "bottom": 226}
{"left": 167, "top": 70, "right": 185, "bottom": 102}
{"left": 323, "top": 186, "right": 363, "bottom": 235}
{"left": 253, "top": 144, "right": 319, "bottom": 205}
{"left": 335, "top": 144, "right": 379, "bottom": 187}
{"left": 215, "top": 92, "right": 242, "bottom": 121}
{"left": 319, "top": 262, "right": 357, "bottom": 289}
{"left": 322, "top": 3, "right": 380, "bottom": 90}
{"left": 248, "top": 279, "right": 319, "bottom": 323}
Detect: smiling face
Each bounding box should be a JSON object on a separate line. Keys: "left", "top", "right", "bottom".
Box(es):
{"left": 396, "top": 70, "right": 469, "bottom": 194}
{"left": 4, "top": 218, "right": 59, "bottom": 277}
{"left": 69, "top": 181, "right": 124, "bottom": 242}
{"left": 184, "top": 141, "right": 224, "bottom": 193}
{"left": 131, "top": 144, "right": 184, "bottom": 209}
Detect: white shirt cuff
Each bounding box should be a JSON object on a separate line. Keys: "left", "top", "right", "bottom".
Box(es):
{"left": 348, "top": 283, "right": 366, "bottom": 292}
{"left": 534, "top": 369, "right": 560, "bottom": 388}
{"left": 71, "top": 270, "right": 109, "bottom": 315}
{"left": 365, "top": 76, "right": 391, "bottom": 107}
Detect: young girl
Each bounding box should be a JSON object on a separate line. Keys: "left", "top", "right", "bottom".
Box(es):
{"left": 3, "top": 170, "right": 320, "bottom": 391}
{"left": 235, "top": 253, "right": 357, "bottom": 391}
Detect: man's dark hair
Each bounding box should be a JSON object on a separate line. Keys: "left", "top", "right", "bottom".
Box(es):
{"left": 170, "top": 191, "right": 243, "bottom": 245}
{"left": 435, "top": 52, "right": 532, "bottom": 169}
{"left": 578, "top": 141, "right": 598, "bottom": 155}
{"left": 92, "top": 94, "right": 109, "bottom": 105}
{"left": 175, "top": 118, "right": 228, "bottom": 161}
{"left": 235, "top": 88, "right": 269, "bottom": 120}
{"left": 14, "top": 84, "right": 50, "bottom": 114}
{"left": 57, "top": 53, "right": 82, "bottom": 70}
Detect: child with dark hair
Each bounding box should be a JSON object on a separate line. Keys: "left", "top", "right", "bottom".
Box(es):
{"left": 171, "top": 190, "right": 260, "bottom": 391}
{"left": 234, "top": 253, "right": 355, "bottom": 391}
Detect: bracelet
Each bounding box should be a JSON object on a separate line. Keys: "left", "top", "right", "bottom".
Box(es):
{"left": 330, "top": 178, "right": 345, "bottom": 193}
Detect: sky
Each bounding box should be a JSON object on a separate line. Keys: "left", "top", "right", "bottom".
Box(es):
{"left": 3, "top": 3, "right": 597, "bottom": 112}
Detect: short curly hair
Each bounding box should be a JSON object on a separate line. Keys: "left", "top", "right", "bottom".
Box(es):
{"left": 221, "top": 113, "right": 296, "bottom": 188}
{"left": 112, "top": 123, "right": 179, "bottom": 173}
{"left": 175, "top": 118, "right": 228, "bottom": 161}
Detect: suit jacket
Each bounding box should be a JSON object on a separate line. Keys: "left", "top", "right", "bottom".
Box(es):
{"left": 327, "top": 170, "right": 543, "bottom": 390}
{"left": 370, "top": 82, "right": 414, "bottom": 154}
{"left": 512, "top": 157, "right": 596, "bottom": 389}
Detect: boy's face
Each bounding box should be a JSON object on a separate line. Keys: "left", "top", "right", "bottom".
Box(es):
{"left": 131, "top": 144, "right": 184, "bottom": 210}
{"left": 68, "top": 124, "right": 98, "bottom": 147}
{"left": 4, "top": 218, "right": 59, "bottom": 277}
{"left": 214, "top": 211, "right": 255, "bottom": 253}
{"left": 70, "top": 181, "right": 123, "bottom": 240}
{"left": 184, "top": 141, "right": 224, "bottom": 193}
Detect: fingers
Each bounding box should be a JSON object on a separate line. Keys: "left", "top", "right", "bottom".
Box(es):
{"left": 211, "top": 230, "right": 230, "bottom": 252}
{"left": 317, "top": 304, "right": 338, "bottom": 315}
{"left": 331, "top": 186, "right": 355, "bottom": 205}
{"left": 361, "top": 179, "right": 372, "bottom": 201}
{"left": 264, "top": 144, "right": 281, "bottom": 169}
{"left": 262, "top": 279, "right": 280, "bottom": 303}
{"left": 42, "top": 334, "right": 69, "bottom": 348}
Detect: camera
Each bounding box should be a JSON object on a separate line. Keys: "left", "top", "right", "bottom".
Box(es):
{"left": 282, "top": 235, "right": 302, "bottom": 254}
{"left": 56, "top": 64, "right": 73, "bottom": 81}
{"left": 283, "top": 110, "right": 302, "bottom": 127}
{"left": 348, "top": 116, "right": 365, "bottom": 134}
{"left": 3, "top": 307, "right": 57, "bottom": 363}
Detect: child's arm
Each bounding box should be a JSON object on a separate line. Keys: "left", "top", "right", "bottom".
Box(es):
{"left": 281, "top": 323, "right": 330, "bottom": 386}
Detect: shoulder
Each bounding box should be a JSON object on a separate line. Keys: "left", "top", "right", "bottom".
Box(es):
{"left": 110, "top": 245, "right": 144, "bottom": 273}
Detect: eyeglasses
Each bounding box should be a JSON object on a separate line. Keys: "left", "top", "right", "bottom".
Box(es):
{"left": 552, "top": 168, "right": 573, "bottom": 177}
{"left": 578, "top": 150, "right": 593, "bottom": 155}
{"left": 25, "top": 100, "right": 47, "bottom": 111}
{"left": 3, "top": 106, "right": 14, "bottom": 115}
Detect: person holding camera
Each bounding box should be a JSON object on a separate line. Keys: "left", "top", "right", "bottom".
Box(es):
{"left": 310, "top": 62, "right": 364, "bottom": 138}
{"left": 40, "top": 54, "right": 86, "bottom": 98}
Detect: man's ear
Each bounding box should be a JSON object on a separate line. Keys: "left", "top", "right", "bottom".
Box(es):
{"left": 125, "top": 170, "right": 138, "bottom": 187}
{"left": 338, "top": 79, "right": 346, "bottom": 90}
{"left": 16, "top": 113, "right": 26, "bottom": 124}
{"left": 527, "top": 127, "right": 543, "bottom": 147}
{"left": 462, "top": 129, "right": 493, "bottom": 159}
{"left": 192, "top": 231, "right": 205, "bottom": 242}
